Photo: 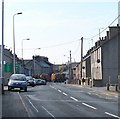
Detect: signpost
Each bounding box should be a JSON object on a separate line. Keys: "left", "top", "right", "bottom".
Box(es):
{"left": 1, "top": 0, "right": 4, "bottom": 94}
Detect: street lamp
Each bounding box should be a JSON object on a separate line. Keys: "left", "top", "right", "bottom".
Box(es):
{"left": 21, "top": 38, "right": 30, "bottom": 73}
{"left": 33, "top": 48, "right": 41, "bottom": 76}
{"left": 1, "top": 0, "right": 4, "bottom": 94}
{"left": 13, "top": 12, "right": 22, "bottom": 74}
{"left": 22, "top": 39, "right": 30, "bottom": 61}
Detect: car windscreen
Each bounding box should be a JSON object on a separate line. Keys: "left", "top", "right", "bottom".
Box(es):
{"left": 10, "top": 75, "right": 26, "bottom": 81}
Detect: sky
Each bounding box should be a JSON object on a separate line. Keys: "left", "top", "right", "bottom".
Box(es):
{"left": 0, "top": 0, "right": 119, "bottom": 64}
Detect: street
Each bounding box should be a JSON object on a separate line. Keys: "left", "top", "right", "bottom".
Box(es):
{"left": 2, "top": 83, "right": 119, "bottom": 119}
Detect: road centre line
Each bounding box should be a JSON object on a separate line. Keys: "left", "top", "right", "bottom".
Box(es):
{"left": 58, "top": 90, "right": 62, "bottom": 92}
{"left": 42, "top": 106, "right": 56, "bottom": 119}
{"left": 88, "top": 92, "right": 91, "bottom": 95}
{"left": 63, "top": 92, "right": 68, "bottom": 96}
{"left": 82, "top": 103, "right": 97, "bottom": 110}
{"left": 70, "top": 97, "right": 78, "bottom": 101}
{"left": 26, "top": 96, "right": 39, "bottom": 112}
{"left": 105, "top": 112, "right": 120, "bottom": 118}
{"left": 17, "top": 92, "right": 31, "bottom": 117}
{"left": 49, "top": 85, "right": 54, "bottom": 89}
{"left": 50, "top": 85, "right": 57, "bottom": 90}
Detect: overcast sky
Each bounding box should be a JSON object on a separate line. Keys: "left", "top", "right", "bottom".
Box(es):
{"left": 0, "top": 0, "right": 119, "bottom": 64}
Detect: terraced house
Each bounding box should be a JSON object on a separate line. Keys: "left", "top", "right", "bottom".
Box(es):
{"left": 74, "top": 24, "right": 120, "bottom": 87}
{"left": 0, "top": 46, "right": 21, "bottom": 85}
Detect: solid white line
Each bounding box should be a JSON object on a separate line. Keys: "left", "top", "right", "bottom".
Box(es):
{"left": 17, "top": 92, "right": 31, "bottom": 117}
{"left": 105, "top": 112, "right": 120, "bottom": 118}
{"left": 82, "top": 103, "right": 97, "bottom": 110}
{"left": 70, "top": 97, "right": 78, "bottom": 101}
{"left": 63, "top": 92, "right": 68, "bottom": 96}
{"left": 42, "top": 106, "right": 56, "bottom": 119}
{"left": 26, "top": 96, "right": 39, "bottom": 112}
{"left": 58, "top": 90, "right": 62, "bottom": 92}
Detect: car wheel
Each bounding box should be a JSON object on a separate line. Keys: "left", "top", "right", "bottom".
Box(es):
{"left": 24, "top": 87, "right": 27, "bottom": 92}
{"left": 32, "top": 84, "right": 35, "bottom": 87}
{"left": 8, "top": 86, "right": 11, "bottom": 91}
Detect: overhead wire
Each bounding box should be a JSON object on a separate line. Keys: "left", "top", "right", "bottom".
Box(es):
{"left": 86, "top": 14, "right": 120, "bottom": 40}
{"left": 17, "top": 15, "right": 120, "bottom": 51}
{"left": 40, "top": 39, "right": 79, "bottom": 49}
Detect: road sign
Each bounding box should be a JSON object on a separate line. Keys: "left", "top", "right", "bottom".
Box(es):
{"left": 4, "top": 63, "right": 12, "bottom": 72}
{"left": 15, "top": 64, "right": 20, "bottom": 71}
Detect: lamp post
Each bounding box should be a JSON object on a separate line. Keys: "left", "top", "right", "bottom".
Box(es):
{"left": 13, "top": 12, "right": 22, "bottom": 74}
{"left": 33, "top": 48, "right": 41, "bottom": 76}
{"left": 1, "top": 0, "right": 4, "bottom": 94}
{"left": 21, "top": 38, "right": 30, "bottom": 73}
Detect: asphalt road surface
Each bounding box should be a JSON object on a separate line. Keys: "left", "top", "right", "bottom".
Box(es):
{"left": 2, "top": 83, "right": 119, "bottom": 119}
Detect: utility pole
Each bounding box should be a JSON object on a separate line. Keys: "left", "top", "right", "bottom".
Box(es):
{"left": 69, "top": 50, "right": 72, "bottom": 80}
{"left": 80, "top": 37, "right": 83, "bottom": 84}
{"left": 99, "top": 29, "right": 101, "bottom": 40}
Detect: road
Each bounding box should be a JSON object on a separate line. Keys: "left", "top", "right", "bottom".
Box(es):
{"left": 2, "top": 83, "right": 119, "bottom": 118}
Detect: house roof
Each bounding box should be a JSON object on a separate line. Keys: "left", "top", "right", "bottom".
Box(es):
{"left": 24, "top": 59, "right": 51, "bottom": 68}
{"left": 39, "top": 61, "right": 50, "bottom": 68}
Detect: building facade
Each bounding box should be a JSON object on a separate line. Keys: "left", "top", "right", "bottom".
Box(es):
{"left": 102, "top": 25, "right": 120, "bottom": 86}
{"left": 0, "top": 46, "right": 13, "bottom": 85}
{"left": 74, "top": 24, "right": 120, "bottom": 87}
{"left": 24, "top": 56, "right": 53, "bottom": 80}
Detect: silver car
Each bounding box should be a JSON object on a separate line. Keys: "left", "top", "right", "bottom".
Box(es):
{"left": 8, "top": 74, "right": 27, "bottom": 92}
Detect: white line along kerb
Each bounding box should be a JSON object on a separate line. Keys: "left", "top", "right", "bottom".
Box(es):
{"left": 26, "top": 96, "right": 39, "bottom": 112}
{"left": 17, "top": 92, "right": 31, "bottom": 117}
{"left": 42, "top": 106, "right": 56, "bottom": 119}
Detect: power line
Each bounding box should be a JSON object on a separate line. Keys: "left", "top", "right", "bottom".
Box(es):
{"left": 87, "top": 15, "right": 120, "bottom": 40}
{"left": 16, "top": 39, "right": 80, "bottom": 51}
{"left": 17, "top": 15, "right": 120, "bottom": 51}
{"left": 40, "top": 39, "right": 79, "bottom": 49}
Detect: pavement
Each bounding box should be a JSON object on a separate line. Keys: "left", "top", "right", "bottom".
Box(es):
{"left": 67, "top": 84, "right": 119, "bottom": 98}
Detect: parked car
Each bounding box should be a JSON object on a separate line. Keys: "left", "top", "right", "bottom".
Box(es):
{"left": 34, "top": 78, "right": 46, "bottom": 85}
{"left": 8, "top": 74, "right": 27, "bottom": 92}
{"left": 26, "top": 76, "right": 36, "bottom": 87}
{"left": 40, "top": 79, "right": 46, "bottom": 85}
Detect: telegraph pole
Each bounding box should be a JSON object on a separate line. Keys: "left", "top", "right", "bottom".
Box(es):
{"left": 68, "top": 50, "right": 72, "bottom": 80}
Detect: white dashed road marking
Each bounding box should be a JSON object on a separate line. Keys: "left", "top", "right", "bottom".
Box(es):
{"left": 82, "top": 103, "right": 97, "bottom": 110}
{"left": 70, "top": 97, "right": 78, "bottom": 101}
{"left": 63, "top": 92, "right": 68, "bottom": 96}
{"left": 58, "top": 90, "right": 62, "bottom": 92}
{"left": 105, "top": 112, "right": 120, "bottom": 118}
